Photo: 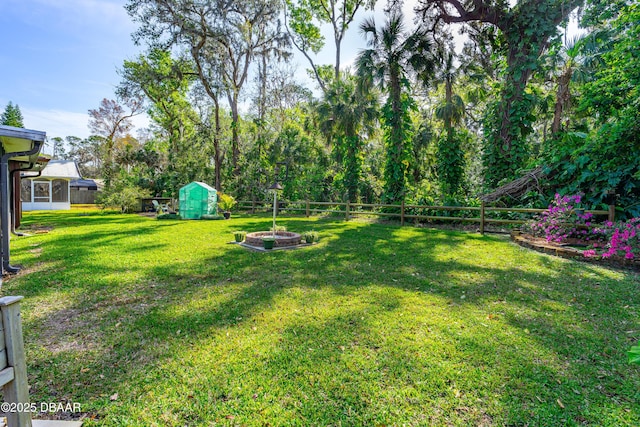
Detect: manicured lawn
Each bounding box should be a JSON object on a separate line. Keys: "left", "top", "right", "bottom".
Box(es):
{"left": 4, "top": 210, "right": 639, "bottom": 426}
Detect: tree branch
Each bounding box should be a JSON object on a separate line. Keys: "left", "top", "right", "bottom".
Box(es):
{"left": 283, "top": 2, "right": 327, "bottom": 93}
{"left": 431, "top": 0, "right": 503, "bottom": 27}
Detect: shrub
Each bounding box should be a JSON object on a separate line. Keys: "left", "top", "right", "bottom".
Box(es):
{"left": 523, "top": 193, "right": 595, "bottom": 243}
{"left": 233, "top": 231, "right": 246, "bottom": 242}
{"left": 584, "top": 218, "right": 640, "bottom": 260}
{"left": 525, "top": 194, "right": 640, "bottom": 260}
{"left": 302, "top": 231, "right": 319, "bottom": 243}
{"left": 97, "top": 181, "right": 151, "bottom": 213}
{"left": 270, "top": 225, "right": 287, "bottom": 232}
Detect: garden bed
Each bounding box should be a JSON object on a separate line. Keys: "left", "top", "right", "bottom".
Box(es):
{"left": 512, "top": 231, "right": 640, "bottom": 270}
{"left": 244, "top": 231, "right": 301, "bottom": 247}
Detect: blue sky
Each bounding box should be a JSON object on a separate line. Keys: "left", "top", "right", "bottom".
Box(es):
{"left": 0, "top": 0, "right": 150, "bottom": 141}
{"left": 0, "top": 0, "right": 418, "bottom": 145}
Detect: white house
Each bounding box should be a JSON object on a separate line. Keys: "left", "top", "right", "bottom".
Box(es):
{"left": 21, "top": 160, "right": 81, "bottom": 211}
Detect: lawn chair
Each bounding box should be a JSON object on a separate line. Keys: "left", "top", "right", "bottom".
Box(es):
{"left": 151, "top": 200, "right": 170, "bottom": 214}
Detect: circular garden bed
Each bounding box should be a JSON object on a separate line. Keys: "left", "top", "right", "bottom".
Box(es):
{"left": 245, "top": 231, "right": 302, "bottom": 248}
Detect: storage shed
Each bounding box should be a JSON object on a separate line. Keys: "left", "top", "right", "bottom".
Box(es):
{"left": 179, "top": 182, "right": 217, "bottom": 219}
{"left": 70, "top": 178, "right": 100, "bottom": 204}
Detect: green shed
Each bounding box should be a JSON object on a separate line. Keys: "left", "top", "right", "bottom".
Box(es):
{"left": 179, "top": 182, "right": 217, "bottom": 219}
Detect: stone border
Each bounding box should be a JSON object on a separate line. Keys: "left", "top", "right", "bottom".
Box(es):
{"left": 245, "top": 231, "right": 301, "bottom": 248}
{"left": 230, "top": 241, "right": 314, "bottom": 252}
{"left": 511, "top": 232, "right": 640, "bottom": 270}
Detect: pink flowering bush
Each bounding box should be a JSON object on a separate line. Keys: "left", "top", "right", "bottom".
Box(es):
{"left": 592, "top": 218, "right": 640, "bottom": 260}
{"left": 523, "top": 193, "right": 640, "bottom": 261}
{"left": 524, "top": 193, "right": 594, "bottom": 243}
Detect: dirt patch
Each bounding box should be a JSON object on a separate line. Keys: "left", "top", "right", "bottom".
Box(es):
{"left": 15, "top": 225, "right": 54, "bottom": 235}
{"left": 28, "top": 247, "right": 43, "bottom": 256}
{"left": 37, "top": 307, "right": 99, "bottom": 354}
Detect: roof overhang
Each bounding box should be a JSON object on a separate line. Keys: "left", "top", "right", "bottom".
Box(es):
{"left": 19, "top": 156, "right": 52, "bottom": 176}
{"left": 0, "top": 125, "right": 47, "bottom": 167}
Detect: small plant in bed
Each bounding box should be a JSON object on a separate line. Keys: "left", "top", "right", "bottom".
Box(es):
{"left": 262, "top": 236, "right": 276, "bottom": 249}
{"left": 233, "top": 231, "right": 247, "bottom": 242}
{"left": 302, "top": 230, "right": 319, "bottom": 244}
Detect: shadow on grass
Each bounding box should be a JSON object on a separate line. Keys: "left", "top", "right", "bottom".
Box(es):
{"left": 4, "top": 212, "right": 639, "bottom": 425}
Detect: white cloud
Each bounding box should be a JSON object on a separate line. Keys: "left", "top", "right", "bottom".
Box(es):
{"left": 21, "top": 107, "right": 150, "bottom": 142}
{"left": 22, "top": 108, "right": 91, "bottom": 140}
{"left": 4, "top": 0, "right": 135, "bottom": 33}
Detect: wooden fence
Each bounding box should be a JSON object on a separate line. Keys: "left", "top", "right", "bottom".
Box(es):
{"left": 70, "top": 189, "right": 97, "bottom": 204}
{"left": 237, "top": 200, "right": 614, "bottom": 234}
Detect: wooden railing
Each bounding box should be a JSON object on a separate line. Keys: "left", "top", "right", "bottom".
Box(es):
{"left": 237, "top": 200, "right": 613, "bottom": 234}
{"left": 0, "top": 296, "right": 32, "bottom": 426}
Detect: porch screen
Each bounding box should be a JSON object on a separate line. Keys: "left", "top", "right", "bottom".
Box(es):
{"left": 52, "top": 179, "right": 68, "bottom": 202}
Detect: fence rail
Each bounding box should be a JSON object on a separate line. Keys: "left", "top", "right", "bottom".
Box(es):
{"left": 236, "top": 199, "right": 613, "bottom": 234}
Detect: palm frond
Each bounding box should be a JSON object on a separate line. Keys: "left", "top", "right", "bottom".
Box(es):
{"left": 359, "top": 16, "right": 378, "bottom": 47}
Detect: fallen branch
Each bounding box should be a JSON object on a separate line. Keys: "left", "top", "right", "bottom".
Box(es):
{"left": 481, "top": 166, "right": 545, "bottom": 203}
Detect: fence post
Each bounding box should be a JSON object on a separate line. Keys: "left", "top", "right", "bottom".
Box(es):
{"left": 401, "top": 200, "right": 405, "bottom": 227}
{"left": 0, "top": 296, "right": 32, "bottom": 427}
{"left": 251, "top": 199, "right": 256, "bottom": 214}
{"left": 480, "top": 201, "right": 485, "bottom": 235}
{"left": 607, "top": 190, "right": 616, "bottom": 222}
{"left": 306, "top": 200, "right": 310, "bottom": 218}
{"left": 346, "top": 200, "right": 350, "bottom": 221}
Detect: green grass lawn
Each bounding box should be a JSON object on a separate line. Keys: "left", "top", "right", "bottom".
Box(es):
{"left": 4, "top": 210, "right": 639, "bottom": 426}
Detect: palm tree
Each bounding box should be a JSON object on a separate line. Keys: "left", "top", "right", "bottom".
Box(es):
{"left": 434, "top": 51, "right": 465, "bottom": 140}
{"left": 356, "top": 10, "right": 435, "bottom": 204}
{"left": 317, "top": 74, "right": 378, "bottom": 202}
{"left": 434, "top": 50, "right": 466, "bottom": 195}
{"left": 551, "top": 32, "right": 604, "bottom": 134}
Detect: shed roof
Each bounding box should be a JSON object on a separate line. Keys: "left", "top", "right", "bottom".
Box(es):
{"left": 182, "top": 181, "right": 216, "bottom": 191}
{"left": 70, "top": 179, "right": 98, "bottom": 190}
{"left": 38, "top": 160, "right": 81, "bottom": 179}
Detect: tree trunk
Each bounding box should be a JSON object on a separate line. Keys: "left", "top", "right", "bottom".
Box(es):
{"left": 552, "top": 68, "right": 573, "bottom": 134}
{"left": 213, "top": 98, "right": 222, "bottom": 192}
{"left": 445, "top": 76, "right": 453, "bottom": 143}
{"left": 335, "top": 36, "right": 341, "bottom": 81}
{"left": 230, "top": 92, "right": 240, "bottom": 175}
{"left": 384, "top": 67, "right": 407, "bottom": 203}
